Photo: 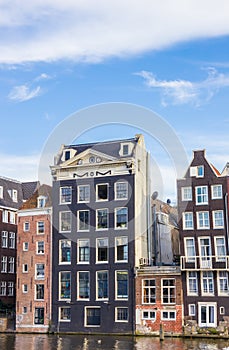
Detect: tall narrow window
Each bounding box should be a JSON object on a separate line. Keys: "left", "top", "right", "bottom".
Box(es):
{"left": 0, "top": 282, "right": 7, "bottom": 296}
{"left": 78, "top": 271, "right": 90, "bottom": 300}
{"left": 213, "top": 210, "right": 224, "bottom": 228}
{"left": 195, "top": 186, "right": 208, "bottom": 205}
{"left": 9, "top": 232, "right": 15, "bottom": 248}
{"left": 78, "top": 239, "right": 90, "bottom": 263}
{"left": 34, "top": 308, "right": 44, "bottom": 325}
{"left": 116, "top": 271, "right": 128, "bottom": 299}
{"left": 96, "top": 238, "right": 108, "bottom": 263}
{"left": 115, "top": 236, "right": 128, "bottom": 262}
{"left": 199, "top": 237, "right": 212, "bottom": 268}
{"left": 59, "top": 272, "right": 71, "bottom": 300}
{"left": 60, "top": 211, "right": 71, "bottom": 232}
{"left": 8, "top": 282, "right": 14, "bottom": 296}
{"left": 181, "top": 187, "right": 192, "bottom": 201}
{"left": 78, "top": 210, "right": 90, "bottom": 231}
{"left": 96, "top": 271, "right": 108, "bottom": 299}
{"left": 202, "top": 271, "right": 214, "bottom": 295}
{"left": 60, "top": 186, "right": 72, "bottom": 204}
{"left": 96, "top": 184, "right": 108, "bottom": 201}
{"left": 183, "top": 212, "right": 194, "bottom": 230}
{"left": 59, "top": 240, "right": 71, "bottom": 263}
{"left": 96, "top": 209, "right": 108, "bottom": 230}
{"left": 9, "top": 257, "right": 14, "bottom": 273}
{"left": 37, "top": 221, "right": 45, "bottom": 234}
{"left": 115, "top": 207, "right": 128, "bottom": 229}
{"left": 36, "top": 264, "right": 45, "bottom": 280}
{"left": 197, "top": 212, "right": 209, "bottom": 229}
{"left": 215, "top": 237, "right": 226, "bottom": 261}
{"left": 187, "top": 272, "right": 198, "bottom": 295}
{"left": 78, "top": 185, "right": 90, "bottom": 203}
{"left": 211, "top": 185, "right": 222, "bottom": 199}
{"left": 218, "top": 271, "right": 229, "bottom": 295}
{"left": 1, "top": 256, "right": 7, "bottom": 273}
{"left": 142, "top": 279, "right": 156, "bottom": 304}
{"left": 162, "top": 279, "right": 176, "bottom": 304}
{"left": 37, "top": 241, "right": 44, "bottom": 254}
{"left": 36, "top": 284, "right": 44, "bottom": 300}
{"left": 115, "top": 182, "right": 128, "bottom": 200}
{"left": 1, "top": 231, "right": 8, "bottom": 248}
{"left": 184, "top": 238, "right": 196, "bottom": 262}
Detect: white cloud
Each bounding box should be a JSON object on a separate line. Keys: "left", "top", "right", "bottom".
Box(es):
{"left": 136, "top": 68, "right": 229, "bottom": 106}
{"left": 0, "top": 1, "right": 229, "bottom": 64}
{"left": 34, "top": 73, "right": 52, "bottom": 81}
{"left": 8, "top": 84, "right": 41, "bottom": 102}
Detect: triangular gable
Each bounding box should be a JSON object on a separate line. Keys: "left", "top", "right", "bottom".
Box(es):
{"left": 60, "top": 148, "right": 118, "bottom": 167}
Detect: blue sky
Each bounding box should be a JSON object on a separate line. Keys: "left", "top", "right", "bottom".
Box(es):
{"left": 0, "top": 1, "right": 229, "bottom": 202}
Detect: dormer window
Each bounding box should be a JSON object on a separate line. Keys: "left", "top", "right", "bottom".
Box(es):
{"left": 12, "top": 189, "right": 18, "bottom": 202}
{"left": 37, "top": 196, "right": 46, "bottom": 208}
{"left": 197, "top": 165, "right": 204, "bottom": 177}
{"left": 0, "top": 186, "right": 3, "bottom": 199}
{"left": 123, "top": 145, "right": 129, "bottom": 156}
{"left": 65, "top": 151, "right": 70, "bottom": 161}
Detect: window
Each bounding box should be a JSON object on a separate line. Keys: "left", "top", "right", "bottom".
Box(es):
{"left": 8, "top": 282, "right": 14, "bottom": 296}
{"left": 9, "top": 232, "right": 15, "bottom": 248}
{"left": 197, "top": 211, "right": 209, "bottom": 229}
{"left": 142, "top": 279, "right": 156, "bottom": 304}
{"left": 162, "top": 279, "right": 176, "bottom": 304}
{"left": 183, "top": 212, "right": 194, "bottom": 230}
{"left": 0, "top": 282, "right": 6, "bottom": 296}
{"left": 197, "top": 165, "right": 204, "bottom": 177}
{"left": 12, "top": 189, "right": 18, "bottom": 202}
{"left": 2, "top": 210, "right": 8, "bottom": 223}
{"left": 96, "top": 184, "right": 108, "bottom": 201}
{"left": 96, "top": 238, "right": 108, "bottom": 263}
{"left": 96, "top": 209, "right": 108, "bottom": 230}
{"left": 60, "top": 186, "right": 72, "bottom": 204}
{"left": 9, "top": 212, "right": 16, "bottom": 224}
{"left": 142, "top": 310, "right": 156, "bottom": 320}
{"left": 181, "top": 187, "right": 192, "bottom": 201}
{"left": 23, "top": 242, "right": 29, "bottom": 251}
{"left": 24, "top": 222, "right": 30, "bottom": 231}
{"left": 85, "top": 307, "right": 100, "bottom": 327}
{"left": 115, "top": 207, "right": 128, "bottom": 229}
{"left": 78, "top": 271, "right": 90, "bottom": 300}
{"left": 96, "top": 271, "right": 108, "bottom": 299}
{"left": 37, "top": 241, "right": 44, "bottom": 254}
{"left": 23, "top": 264, "right": 28, "bottom": 273}
{"left": 78, "top": 185, "right": 90, "bottom": 203}
{"left": 115, "top": 236, "right": 128, "bottom": 262}
{"left": 116, "top": 307, "right": 128, "bottom": 322}
{"left": 23, "top": 284, "right": 28, "bottom": 293}
{"left": 36, "top": 284, "right": 44, "bottom": 300}
{"left": 59, "top": 272, "right": 71, "bottom": 300}
{"left": 184, "top": 238, "right": 196, "bottom": 262}
{"left": 220, "top": 307, "right": 225, "bottom": 315}
{"left": 115, "top": 182, "right": 128, "bottom": 200}
{"left": 1, "top": 231, "right": 8, "bottom": 248}
{"left": 36, "top": 264, "right": 45, "bottom": 279}
{"left": 78, "top": 210, "right": 90, "bottom": 231}
{"left": 199, "top": 303, "right": 216, "bottom": 327}
{"left": 37, "top": 196, "right": 46, "bottom": 208}
{"left": 59, "top": 307, "right": 71, "bottom": 322}
{"left": 187, "top": 272, "right": 198, "bottom": 295}
{"left": 59, "top": 240, "right": 71, "bottom": 264}
{"left": 34, "top": 308, "right": 44, "bottom": 325}
{"left": 9, "top": 257, "right": 14, "bottom": 273}
{"left": 161, "top": 311, "right": 176, "bottom": 320}
{"left": 78, "top": 239, "right": 90, "bottom": 263}
{"left": 37, "top": 221, "right": 45, "bottom": 234}
{"left": 1, "top": 257, "right": 7, "bottom": 273}
{"left": 60, "top": 211, "right": 71, "bottom": 232}
{"left": 116, "top": 271, "right": 128, "bottom": 299}
{"left": 211, "top": 185, "right": 223, "bottom": 199}
{"left": 215, "top": 237, "right": 226, "bottom": 261}
{"left": 199, "top": 237, "right": 212, "bottom": 268}
{"left": 218, "top": 271, "right": 229, "bottom": 295}
{"left": 23, "top": 307, "right": 27, "bottom": 314}
{"left": 213, "top": 210, "right": 224, "bottom": 229}
{"left": 189, "top": 304, "right": 196, "bottom": 316}
{"left": 195, "top": 186, "right": 208, "bottom": 205}
{"left": 0, "top": 186, "right": 3, "bottom": 198}
{"left": 122, "top": 144, "right": 129, "bottom": 156}
{"left": 202, "top": 271, "right": 214, "bottom": 295}
{"left": 65, "top": 150, "right": 70, "bottom": 161}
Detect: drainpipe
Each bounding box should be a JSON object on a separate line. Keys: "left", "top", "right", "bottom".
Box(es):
{"left": 225, "top": 193, "right": 229, "bottom": 263}
{"left": 146, "top": 152, "right": 152, "bottom": 265}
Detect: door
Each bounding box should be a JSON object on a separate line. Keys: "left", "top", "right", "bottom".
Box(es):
{"left": 198, "top": 303, "right": 216, "bottom": 327}
{"left": 199, "top": 237, "right": 212, "bottom": 268}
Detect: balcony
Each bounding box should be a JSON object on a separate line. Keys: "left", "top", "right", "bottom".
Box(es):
{"left": 181, "top": 255, "right": 229, "bottom": 271}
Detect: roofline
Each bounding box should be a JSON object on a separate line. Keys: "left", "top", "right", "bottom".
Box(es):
{"left": 65, "top": 136, "right": 139, "bottom": 149}
{"left": 0, "top": 175, "right": 21, "bottom": 184}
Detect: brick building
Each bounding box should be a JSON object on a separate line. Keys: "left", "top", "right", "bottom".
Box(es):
{"left": 16, "top": 184, "right": 52, "bottom": 332}
{"left": 0, "top": 176, "right": 38, "bottom": 311}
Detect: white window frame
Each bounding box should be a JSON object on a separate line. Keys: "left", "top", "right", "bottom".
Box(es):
{"left": 22, "top": 284, "right": 28, "bottom": 293}
{"left": 201, "top": 271, "right": 214, "bottom": 296}
{"left": 181, "top": 187, "right": 192, "bottom": 201}
{"left": 161, "top": 279, "right": 176, "bottom": 304}
{"left": 9, "top": 211, "right": 16, "bottom": 224}
{"left": 59, "top": 271, "right": 71, "bottom": 301}
{"left": 8, "top": 257, "right": 14, "bottom": 273}
{"left": 84, "top": 306, "right": 101, "bottom": 327}
{"left": 214, "top": 236, "right": 226, "bottom": 262}
{"left": 24, "top": 222, "right": 30, "bottom": 232}
{"left": 37, "top": 221, "right": 45, "bottom": 234}
{"left": 8, "top": 282, "right": 14, "bottom": 296}
{"left": 35, "top": 263, "right": 45, "bottom": 280}
{"left": 23, "top": 242, "right": 29, "bottom": 251}
{"left": 184, "top": 237, "right": 196, "bottom": 262}
{"left": 211, "top": 185, "right": 223, "bottom": 199}
{"left": 35, "top": 284, "right": 44, "bottom": 300}
{"left": 142, "top": 310, "right": 156, "bottom": 321}
{"left": 187, "top": 271, "right": 198, "bottom": 295}
{"left": 182, "top": 212, "right": 194, "bottom": 230}
{"left": 37, "top": 196, "right": 46, "bottom": 208}
{"left": 115, "top": 207, "right": 128, "bottom": 229}
{"left": 1, "top": 256, "right": 7, "bottom": 273}
{"left": 0, "top": 186, "right": 3, "bottom": 199}
{"left": 12, "top": 189, "right": 18, "bottom": 202}
{"left": 59, "top": 239, "right": 71, "bottom": 264}
{"left": 115, "top": 270, "right": 128, "bottom": 300}
{"left": 36, "top": 241, "right": 45, "bottom": 255}
{"left": 220, "top": 306, "right": 225, "bottom": 315}
{"left": 188, "top": 304, "right": 196, "bottom": 316}
{"left": 59, "top": 307, "right": 71, "bottom": 322}
{"left": 22, "top": 263, "right": 28, "bottom": 273}
{"left": 9, "top": 232, "right": 15, "bottom": 248}
{"left": 142, "top": 279, "right": 156, "bottom": 304}
{"left": 77, "top": 185, "right": 90, "bottom": 203}
{"left": 161, "top": 310, "right": 176, "bottom": 321}
{"left": 2, "top": 210, "right": 8, "bottom": 223}
{"left": 77, "top": 271, "right": 90, "bottom": 301}
{"left": 197, "top": 165, "right": 204, "bottom": 177}
{"left": 115, "top": 236, "right": 128, "bottom": 262}
{"left": 115, "top": 182, "right": 128, "bottom": 200}
{"left": 197, "top": 211, "right": 210, "bottom": 229}
{"left": 59, "top": 186, "right": 72, "bottom": 204}
{"left": 0, "top": 281, "right": 7, "bottom": 296}
{"left": 77, "top": 210, "right": 90, "bottom": 232}
{"left": 96, "top": 208, "right": 108, "bottom": 230}
{"left": 218, "top": 271, "right": 229, "bottom": 295}
{"left": 59, "top": 211, "right": 71, "bottom": 233}
{"left": 96, "top": 183, "right": 109, "bottom": 201}
{"left": 195, "top": 186, "right": 208, "bottom": 205}
{"left": 77, "top": 239, "right": 90, "bottom": 264}
{"left": 96, "top": 237, "right": 108, "bottom": 263}
{"left": 1, "top": 231, "right": 8, "bottom": 248}
{"left": 213, "top": 210, "right": 224, "bottom": 229}
{"left": 198, "top": 236, "right": 212, "bottom": 269}
{"left": 96, "top": 270, "right": 109, "bottom": 300}
{"left": 115, "top": 307, "right": 129, "bottom": 322}
{"left": 198, "top": 302, "right": 217, "bottom": 327}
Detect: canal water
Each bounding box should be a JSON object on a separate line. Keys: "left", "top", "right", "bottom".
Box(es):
{"left": 1, "top": 334, "right": 229, "bottom": 350}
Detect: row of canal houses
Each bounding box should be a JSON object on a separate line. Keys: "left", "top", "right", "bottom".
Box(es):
{"left": 0, "top": 134, "right": 229, "bottom": 335}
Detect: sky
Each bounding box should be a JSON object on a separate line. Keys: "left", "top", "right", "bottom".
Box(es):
{"left": 0, "top": 0, "right": 229, "bottom": 203}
